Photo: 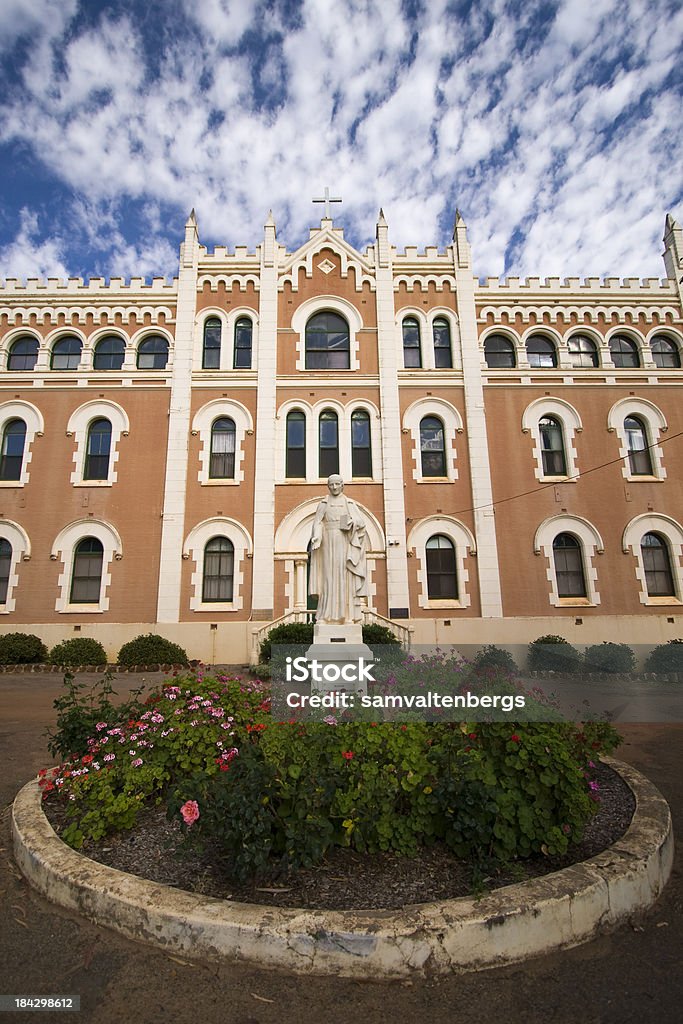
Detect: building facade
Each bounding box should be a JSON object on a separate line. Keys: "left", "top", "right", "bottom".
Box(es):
{"left": 1, "top": 208, "right": 682, "bottom": 664}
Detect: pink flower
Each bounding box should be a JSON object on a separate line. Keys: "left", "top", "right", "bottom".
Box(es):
{"left": 342, "top": 751, "right": 354, "bottom": 761}
{"left": 180, "top": 800, "right": 200, "bottom": 826}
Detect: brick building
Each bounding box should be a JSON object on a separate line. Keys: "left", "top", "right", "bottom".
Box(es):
{"left": 1, "top": 206, "right": 682, "bottom": 664}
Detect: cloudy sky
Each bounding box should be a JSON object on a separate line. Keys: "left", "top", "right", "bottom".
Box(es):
{"left": 0, "top": 0, "right": 681, "bottom": 282}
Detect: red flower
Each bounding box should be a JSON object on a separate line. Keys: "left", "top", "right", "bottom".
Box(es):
{"left": 510, "top": 734, "right": 521, "bottom": 743}
{"left": 342, "top": 751, "right": 354, "bottom": 761}
{"left": 468, "top": 732, "right": 477, "bottom": 740}
{"left": 81, "top": 754, "right": 94, "bottom": 764}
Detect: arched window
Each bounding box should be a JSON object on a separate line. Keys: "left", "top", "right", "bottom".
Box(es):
{"left": 202, "top": 318, "right": 221, "bottom": 369}
{"left": 137, "top": 335, "right": 169, "bottom": 369}
{"left": 402, "top": 317, "right": 421, "bottom": 368}
{"left": 202, "top": 537, "right": 234, "bottom": 602}
{"left": 234, "top": 317, "right": 253, "bottom": 369}
{"left": 526, "top": 335, "right": 557, "bottom": 368}
{"left": 0, "top": 538, "right": 11, "bottom": 603}
{"left": 286, "top": 410, "right": 306, "bottom": 478}
{"left": 209, "top": 418, "right": 236, "bottom": 479}
{"left": 610, "top": 334, "right": 640, "bottom": 368}
{"left": 420, "top": 416, "right": 446, "bottom": 477}
{"left": 651, "top": 334, "right": 681, "bottom": 368}
{"left": 351, "top": 409, "right": 372, "bottom": 477}
{"left": 0, "top": 419, "right": 26, "bottom": 481}
{"left": 641, "top": 533, "right": 675, "bottom": 597}
{"left": 51, "top": 336, "right": 82, "bottom": 370}
{"left": 568, "top": 334, "right": 598, "bottom": 368}
{"left": 426, "top": 535, "right": 457, "bottom": 599}
{"left": 70, "top": 537, "right": 104, "bottom": 604}
{"left": 84, "top": 419, "right": 112, "bottom": 481}
{"left": 539, "top": 416, "right": 566, "bottom": 475}
{"left": 93, "top": 335, "right": 125, "bottom": 370}
{"left": 7, "top": 336, "right": 39, "bottom": 371}
{"left": 484, "top": 334, "right": 516, "bottom": 368}
{"left": 305, "top": 312, "right": 349, "bottom": 369}
{"left": 432, "top": 318, "right": 452, "bottom": 368}
{"left": 625, "top": 416, "right": 652, "bottom": 475}
{"left": 319, "top": 410, "right": 339, "bottom": 477}
{"left": 553, "top": 534, "right": 587, "bottom": 597}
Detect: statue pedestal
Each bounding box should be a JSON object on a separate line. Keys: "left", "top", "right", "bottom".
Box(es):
{"left": 305, "top": 623, "right": 374, "bottom": 695}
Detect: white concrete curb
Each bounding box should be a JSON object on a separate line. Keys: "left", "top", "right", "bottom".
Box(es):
{"left": 11, "top": 758, "right": 673, "bottom": 978}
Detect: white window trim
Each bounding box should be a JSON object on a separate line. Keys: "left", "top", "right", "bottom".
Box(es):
{"left": 132, "top": 327, "right": 174, "bottom": 372}
{"left": 605, "top": 329, "right": 649, "bottom": 369}
{"left": 87, "top": 329, "right": 132, "bottom": 372}
{"left": 1, "top": 329, "right": 43, "bottom": 372}
{"left": 194, "top": 307, "right": 259, "bottom": 372}
{"left": 408, "top": 516, "right": 475, "bottom": 609}
{"left": 46, "top": 329, "right": 85, "bottom": 372}
{"left": 522, "top": 397, "right": 582, "bottom": 482}
{"left": 564, "top": 329, "right": 605, "bottom": 369}
{"left": 623, "top": 514, "right": 683, "bottom": 606}
{"left": 292, "top": 296, "right": 362, "bottom": 372}
{"left": 644, "top": 327, "right": 683, "bottom": 367}
{"left": 52, "top": 519, "right": 122, "bottom": 614}
{"left": 0, "top": 400, "right": 44, "bottom": 487}
{"left": 276, "top": 399, "right": 381, "bottom": 484}
{"left": 534, "top": 515, "right": 603, "bottom": 607}
{"left": 192, "top": 399, "right": 253, "bottom": 486}
{"left": 607, "top": 397, "right": 667, "bottom": 481}
{"left": 0, "top": 520, "right": 31, "bottom": 613}
{"left": 67, "top": 401, "right": 130, "bottom": 487}
{"left": 519, "top": 327, "right": 564, "bottom": 370}
{"left": 183, "top": 517, "right": 252, "bottom": 612}
{"left": 427, "top": 308, "right": 460, "bottom": 370}
{"left": 403, "top": 398, "right": 462, "bottom": 482}
{"left": 480, "top": 328, "right": 520, "bottom": 369}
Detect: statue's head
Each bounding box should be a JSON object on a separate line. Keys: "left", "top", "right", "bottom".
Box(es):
{"left": 327, "top": 474, "right": 344, "bottom": 495}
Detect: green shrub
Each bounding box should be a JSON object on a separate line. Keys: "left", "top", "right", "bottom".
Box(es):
{"left": 472, "top": 645, "right": 518, "bottom": 675}
{"left": 259, "top": 622, "right": 314, "bottom": 662}
{"left": 583, "top": 642, "right": 635, "bottom": 674}
{"left": 117, "top": 633, "right": 188, "bottom": 667}
{"left": 528, "top": 635, "right": 582, "bottom": 674}
{"left": 49, "top": 637, "right": 107, "bottom": 667}
{"left": 644, "top": 639, "right": 683, "bottom": 676}
{"left": 0, "top": 632, "right": 48, "bottom": 664}
{"left": 361, "top": 624, "right": 401, "bottom": 647}
{"left": 45, "top": 671, "right": 148, "bottom": 760}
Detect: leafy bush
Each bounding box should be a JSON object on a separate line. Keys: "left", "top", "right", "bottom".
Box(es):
{"left": 644, "top": 639, "right": 683, "bottom": 676}
{"left": 0, "top": 632, "right": 48, "bottom": 664}
{"left": 45, "top": 671, "right": 148, "bottom": 760}
{"left": 117, "top": 633, "right": 188, "bottom": 667}
{"left": 361, "top": 624, "right": 401, "bottom": 647}
{"left": 528, "top": 635, "right": 582, "bottom": 674}
{"left": 259, "top": 622, "right": 314, "bottom": 662}
{"left": 49, "top": 637, "right": 107, "bottom": 667}
{"left": 472, "top": 645, "right": 518, "bottom": 675}
{"left": 583, "top": 642, "right": 635, "bottom": 675}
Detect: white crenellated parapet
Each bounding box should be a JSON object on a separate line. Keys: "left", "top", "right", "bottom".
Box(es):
{"left": 477, "top": 304, "right": 681, "bottom": 324}
{"left": 0, "top": 277, "right": 177, "bottom": 293}
{"left": 477, "top": 276, "right": 676, "bottom": 292}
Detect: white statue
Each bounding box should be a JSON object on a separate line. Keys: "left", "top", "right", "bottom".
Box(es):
{"left": 309, "top": 475, "right": 368, "bottom": 624}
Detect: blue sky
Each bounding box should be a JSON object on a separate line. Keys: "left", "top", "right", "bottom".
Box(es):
{"left": 0, "top": 0, "right": 681, "bottom": 281}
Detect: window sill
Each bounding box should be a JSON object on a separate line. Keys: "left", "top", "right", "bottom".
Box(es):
{"left": 201, "top": 479, "right": 240, "bottom": 486}
{"left": 555, "top": 598, "right": 595, "bottom": 607}
{"left": 624, "top": 475, "right": 664, "bottom": 483}
{"left": 538, "top": 475, "right": 578, "bottom": 484}
{"left": 642, "top": 596, "right": 682, "bottom": 606}
{"left": 73, "top": 481, "right": 114, "bottom": 488}
{"left": 193, "top": 603, "right": 240, "bottom": 613}
{"left": 0, "top": 481, "right": 24, "bottom": 488}
{"left": 60, "top": 605, "right": 105, "bottom": 614}
{"left": 417, "top": 477, "right": 454, "bottom": 484}
{"left": 421, "top": 599, "right": 467, "bottom": 609}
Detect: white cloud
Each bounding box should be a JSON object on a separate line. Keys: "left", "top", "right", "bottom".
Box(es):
{"left": 0, "top": 209, "right": 69, "bottom": 280}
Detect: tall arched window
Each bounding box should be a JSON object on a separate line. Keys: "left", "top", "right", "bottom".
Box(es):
{"left": 286, "top": 410, "right": 306, "bottom": 478}
{"left": 51, "top": 336, "right": 82, "bottom": 370}
{"left": 351, "top": 409, "right": 372, "bottom": 477}
{"left": 7, "top": 336, "right": 39, "bottom": 371}
{"left": 209, "top": 418, "right": 236, "bottom": 479}
{"left": 526, "top": 335, "right": 557, "bottom": 368}
{"left": 432, "top": 318, "right": 452, "bottom": 368}
{"left": 568, "top": 335, "right": 598, "bottom": 368}
{"left": 610, "top": 334, "right": 639, "bottom": 368}
{"left": 651, "top": 334, "right": 681, "bottom": 368}
{"left": 137, "top": 336, "right": 169, "bottom": 369}
{"left": 402, "top": 317, "right": 421, "bottom": 368}
{"left": 93, "top": 335, "right": 125, "bottom": 370}
{"left": 0, "top": 538, "right": 11, "bottom": 603}
{"left": 0, "top": 419, "right": 26, "bottom": 481}
{"left": 202, "top": 318, "right": 221, "bottom": 369}
{"left": 70, "top": 537, "right": 104, "bottom": 604}
{"left": 539, "top": 416, "right": 566, "bottom": 475}
{"left": 319, "top": 410, "right": 339, "bottom": 477}
{"left": 305, "top": 312, "right": 349, "bottom": 369}
{"left": 84, "top": 419, "right": 112, "bottom": 480}
{"left": 552, "top": 533, "right": 587, "bottom": 597}
{"left": 202, "top": 537, "right": 234, "bottom": 602}
{"left": 625, "top": 416, "right": 652, "bottom": 475}
{"left": 641, "top": 533, "right": 675, "bottom": 597}
{"left": 234, "top": 317, "right": 253, "bottom": 369}
{"left": 420, "top": 416, "right": 446, "bottom": 476}
{"left": 484, "top": 334, "right": 515, "bottom": 368}
{"left": 426, "top": 535, "right": 457, "bottom": 599}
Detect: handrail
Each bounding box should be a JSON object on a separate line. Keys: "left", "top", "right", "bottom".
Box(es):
{"left": 250, "top": 607, "right": 412, "bottom": 664}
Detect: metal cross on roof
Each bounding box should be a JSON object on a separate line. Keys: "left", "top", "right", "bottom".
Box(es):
{"left": 313, "top": 187, "right": 342, "bottom": 220}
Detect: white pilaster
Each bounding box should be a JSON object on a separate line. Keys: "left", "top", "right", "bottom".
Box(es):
{"left": 374, "top": 211, "right": 411, "bottom": 613}
{"left": 452, "top": 212, "right": 503, "bottom": 617}
{"left": 156, "top": 211, "right": 199, "bottom": 622}
{"left": 250, "top": 212, "right": 279, "bottom": 617}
